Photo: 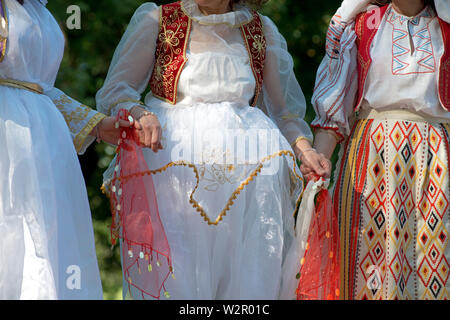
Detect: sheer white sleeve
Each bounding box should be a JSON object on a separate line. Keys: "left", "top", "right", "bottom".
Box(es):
{"left": 45, "top": 87, "right": 106, "bottom": 155}
{"left": 257, "top": 15, "right": 313, "bottom": 147}
{"left": 310, "top": 20, "right": 359, "bottom": 142}
{"left": 96, "top": 3, "right": 159, "bottom": 116}
{"left": 435, "top": 0, "right": 450, "bottom": 23}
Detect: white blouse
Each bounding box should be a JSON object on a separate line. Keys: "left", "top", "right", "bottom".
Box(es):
{"left": 96, "top": 0, "right": 313, "bottom": 146}
{"left": 311, "top": 3, "right": 449, "bottom": 138}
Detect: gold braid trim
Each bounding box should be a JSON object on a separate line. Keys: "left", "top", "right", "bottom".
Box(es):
{"left": 110, "top": 149, "right": 304, "bottom": 226}
{"left": 0, "top": 79, "right": 44, "bottom": 94}
{"left": 149, "top": 3, "right": 192, "bottom": 105}
{"left": 73, "top": 112, "right": 106, "bottom": 153}
{"left": 101, "top": 184, "right": 107, "bottom": 195}
{"left": 239, "top": 11, "right": 266, "bottom": 107}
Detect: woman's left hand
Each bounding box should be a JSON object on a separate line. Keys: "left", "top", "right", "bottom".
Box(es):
{"left": 299, "top": 150, "right": 332, "bottom": 181}
{"left": 93, "top": 116, "right": 133, "bottom": 146}
{"left": 299, "top": 150, "right": 332, "bottom": 180}
{"left": 294, "top": 139, "right": 332, "bottom": 180}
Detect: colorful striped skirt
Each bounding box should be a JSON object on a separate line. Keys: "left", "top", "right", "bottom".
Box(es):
{"left": 333, "top": 109, "right": 450, "bottom": 300}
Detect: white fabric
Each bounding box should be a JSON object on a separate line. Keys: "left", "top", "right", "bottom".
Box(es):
{"left": 98, "top": 0, "right": 310, "bottom": 299}
{"left": 311, "top": 3, "right": 449, "bottom": 137}
{"left": 335, "top": 0, "right": 372, "bottom": 24}
{"left": 106, "top": 102, "right": 303, "bottom": 299}
{"left": 331, "top": 0, "right": 450, "bottom": 24}
{"left": 0, "top": 0, "right": 102, "bottom": 299}
{"left": 280, "top": 178, "right": 330, "bottom": 300}
{"left": 181, "top": 0, "right": 253, "bottom": 27}
{"left": 310, "top": 20, "right": 359, "bottom": 136}
{"left": 96, "top": 0, "right": 313, "bottom": 145}
{"left": 362, "top": 5, "right": 446, "bottom": 119}
{"left": 435, "top": 0, "right": 450, "bottom": 22}
{"left": 43, "top": 86, "right": 104, "bottom": 155}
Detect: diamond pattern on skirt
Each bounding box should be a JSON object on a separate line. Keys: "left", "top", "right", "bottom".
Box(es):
{"left": 337, "top": 119, "right": 449, "bottom": 300}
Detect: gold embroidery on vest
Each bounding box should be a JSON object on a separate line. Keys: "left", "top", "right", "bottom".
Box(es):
{"left": 240, "top": 11, "right": 266, "bottom": 106}
{"left": 149, "top": 3, "right": 191, "bottom": 104}
{"left": 150, "top": 2, "right": 266, "bottom": 107}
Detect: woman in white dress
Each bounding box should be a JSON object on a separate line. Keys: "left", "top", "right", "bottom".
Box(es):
{"left": 0, "top": 0, "right": 131, "bottom": 299}
{"left": 97, "top": 0, "right": 331, "bottom": 300}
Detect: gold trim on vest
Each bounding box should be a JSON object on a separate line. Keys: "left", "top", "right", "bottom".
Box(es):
{"left": 149, "top": 1, "right": 266, "bottom": 107}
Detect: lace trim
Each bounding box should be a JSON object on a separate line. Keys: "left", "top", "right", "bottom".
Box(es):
{"left": 73, "top": 112, "right": 106, "bottom": 153}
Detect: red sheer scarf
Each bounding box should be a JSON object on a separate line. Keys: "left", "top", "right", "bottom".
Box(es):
{"left": 109, "top": 109, "right": 173, "bottom": 300}
{"left": 296, "top": 177, "right": 340, "bottom": 300}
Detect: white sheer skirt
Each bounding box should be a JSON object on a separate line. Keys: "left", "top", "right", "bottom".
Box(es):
{"left": 0, "top": 87, "right": 103, "bottom": 299}
{"left": 106, "top": 101, "right": 302, "bottom": 299}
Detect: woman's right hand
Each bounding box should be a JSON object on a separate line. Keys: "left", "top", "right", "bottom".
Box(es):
{"left": 130, "top": 106, "right": 163, "bottom": 153}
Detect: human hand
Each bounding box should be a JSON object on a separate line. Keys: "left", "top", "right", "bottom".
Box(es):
{"left": 130, "top": 106, "right": 163, "bottom": 152}
{"left": 294, "top": 139, "right": 332, "bottom": 180}
{"left": 93, "top": 116, "right": 133, "bottom": 146}
{"left": 299, "top": 149, "right": 332, "bottom": 181}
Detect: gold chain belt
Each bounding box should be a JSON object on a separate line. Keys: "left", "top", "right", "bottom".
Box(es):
{"left": 0, "top": 79, "right": 44, "bottom": 94}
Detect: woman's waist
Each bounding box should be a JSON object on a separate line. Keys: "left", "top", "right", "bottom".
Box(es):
{"left": 0, "top": 78, "right": 44, "bottom": 94}
{"left": 144, "top": 95, "right": 253, "bottom": 110}
{"left": 356, "top": 107, "right": 450, "bottom": 124}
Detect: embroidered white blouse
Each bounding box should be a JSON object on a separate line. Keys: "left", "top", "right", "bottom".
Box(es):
{"left": 96, "top": 0, "right": 313, "bottom": 146}
{"left": 311, "top": 3, "right": 449, "bottom": 139}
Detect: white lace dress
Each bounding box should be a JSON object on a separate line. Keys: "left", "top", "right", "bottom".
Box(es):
{"left": 0, "top": 0, "right": 103, "bottom": 299}
{"left": 97, "top": 0, "right": 312, "bottom": 299}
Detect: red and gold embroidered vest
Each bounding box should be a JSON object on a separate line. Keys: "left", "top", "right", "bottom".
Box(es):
{"left": 354, "top": 5, "right": 450, "bottom": 111}
{"left": 149, "top": 1, "right": 266, "bottom": 106}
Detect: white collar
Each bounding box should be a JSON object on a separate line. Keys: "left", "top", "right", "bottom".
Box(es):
{"left": 388, "top": 4, "right": 435, "bottom": 25}
{"left": 180, "top": 0, "right": 254, "bottom": 28}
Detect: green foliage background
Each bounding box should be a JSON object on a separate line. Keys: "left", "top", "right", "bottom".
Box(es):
{"left": 47, "top": 0, "right": 340, "bottom": 299}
